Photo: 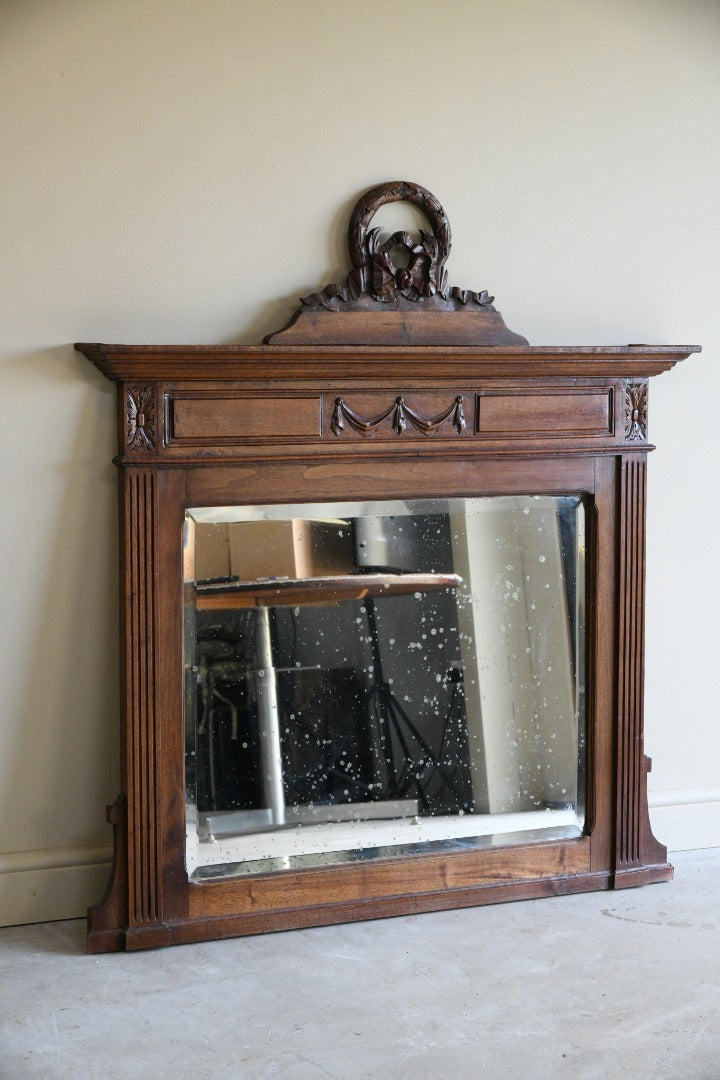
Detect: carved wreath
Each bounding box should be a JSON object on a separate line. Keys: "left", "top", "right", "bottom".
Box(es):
{"left": 301, "top": 181, "right": 496, "bottom": 312}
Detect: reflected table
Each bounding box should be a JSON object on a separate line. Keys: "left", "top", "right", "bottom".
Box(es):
{"left": 195, "top": 572, "right": 462, "bottom": 831}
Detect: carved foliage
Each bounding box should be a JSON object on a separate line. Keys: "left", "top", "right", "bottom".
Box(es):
{"left": 331, "top": 396, "right": 466, "bottom": 437}
{"left": 624, "top": 382, "right": 648, "bottom": 442}
{"left": 127, "top": 385, "right": 156, "bottom": 451}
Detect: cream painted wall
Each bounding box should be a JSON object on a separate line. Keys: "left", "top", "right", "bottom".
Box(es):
{"left": 1, "top": 0, "right": 718, "bottom": 925}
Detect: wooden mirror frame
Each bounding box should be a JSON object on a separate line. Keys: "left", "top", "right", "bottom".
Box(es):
{"left": 77, "top": 182, "right": 699, "bottom": 952}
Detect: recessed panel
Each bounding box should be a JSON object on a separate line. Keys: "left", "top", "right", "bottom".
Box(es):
{"left": 168, "top": 393, "right": 322, "bottom": 442}
{"left": 477, "top": 389, "right": 613, "bottom": 436}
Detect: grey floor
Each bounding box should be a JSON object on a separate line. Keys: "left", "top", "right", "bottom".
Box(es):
{"left": 1, "top": 850, "right": 718, "bottom": 1080}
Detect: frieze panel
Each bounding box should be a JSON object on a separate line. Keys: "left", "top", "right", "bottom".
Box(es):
{"left": 331, "top": 395, "right": 466, "bottom": 437}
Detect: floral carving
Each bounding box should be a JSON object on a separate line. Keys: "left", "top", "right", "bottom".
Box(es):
{"left": 331, "top": 396, "right": 466, "bottom": 437}
{"left": 126, "top": 385, "right": 156, "bottom": 451}
{"left": 624, "top": 382, "right": 648, "bottom": 442}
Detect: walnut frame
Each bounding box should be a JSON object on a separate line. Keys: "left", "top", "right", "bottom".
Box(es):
{"left": 77, "top": 182, "right": 698, "bottom": 952}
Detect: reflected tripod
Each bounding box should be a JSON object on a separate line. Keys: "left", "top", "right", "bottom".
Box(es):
{"left": 363, "top": 597, "right": 466, "bottom": 811}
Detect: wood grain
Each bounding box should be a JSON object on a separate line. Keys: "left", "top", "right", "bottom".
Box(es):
{"left": 167, "top": 392, "right": 322, "bottom": 442}
{"left": 477, "top": 388, "right": 612, "bottom": 436}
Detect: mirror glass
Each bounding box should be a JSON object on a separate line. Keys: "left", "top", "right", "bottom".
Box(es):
{"left": 183, "top": 495, "right": 586, "bottom": 881}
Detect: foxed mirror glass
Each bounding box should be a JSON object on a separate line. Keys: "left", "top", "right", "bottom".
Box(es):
{"left": 183, "top": 494, "right": 586, "bottom": 882}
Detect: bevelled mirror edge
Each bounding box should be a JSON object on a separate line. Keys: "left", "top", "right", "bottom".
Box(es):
{"left": 182, "top": 494, "right": 588, "bottom": 884}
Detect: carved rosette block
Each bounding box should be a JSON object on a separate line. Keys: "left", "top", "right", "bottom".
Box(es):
{"left": 624, "top": 381, "right": 648, "bottom": 442}
{"left": 331, "top": 395, "right": 466, "bottom": 437}
{"left": 126, "top": 385, "right": 157, "bottom": 451}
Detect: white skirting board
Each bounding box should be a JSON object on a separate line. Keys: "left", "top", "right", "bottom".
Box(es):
{"left": 648, "top": 788, "right": 720, "bottom": 855}
{"left": 0, "top": 845, "right": 113, "bottom": 929}
{"left": 1, "top": 792, "right": 719, "bottom": 927}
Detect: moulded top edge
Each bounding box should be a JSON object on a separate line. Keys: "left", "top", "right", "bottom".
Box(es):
{"left": 75, "top": 343, "right": 701, "bottom": 357}
{"left": 75, "top": 342, "right": 700, "bottom": 384}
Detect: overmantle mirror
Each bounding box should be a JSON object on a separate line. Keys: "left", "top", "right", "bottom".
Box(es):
{"left": 77, "top": 180, "right": 698, "bottom": 950}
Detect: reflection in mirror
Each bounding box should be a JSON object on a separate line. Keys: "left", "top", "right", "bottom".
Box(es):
{"left": 183, "top": 495, "right": 586, "bottom": 880}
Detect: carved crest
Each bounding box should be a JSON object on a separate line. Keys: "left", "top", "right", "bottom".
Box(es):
{"left": 265, "top": 181, "right": 527, "bottom": 346}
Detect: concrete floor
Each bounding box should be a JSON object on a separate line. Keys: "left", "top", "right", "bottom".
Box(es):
{"left": 0, "top": 849, "right": 718, "bottom": 1080}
